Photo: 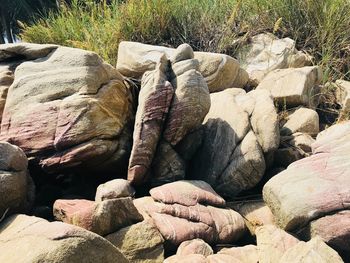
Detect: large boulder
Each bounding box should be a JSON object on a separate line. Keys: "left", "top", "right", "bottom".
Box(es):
{"left": 134, "top": 181, "right": 245, "bottom": 246}
{"left": 176, "top": 239, "right": 213, "bottom": 257}
{"left": 263, "top": 121, "right": 350, "bottom": 231}
{"left": 217, "top": 245, "right": 259, "bottom": 263}
{"left": 236, "top": 33, "right": 312, "bottom": 85}
{"left": 191, "top": 88, "right": 279, "bottom": 197}
{"left": 0, "top": 214, "right": 129, "bottom": 263}
{"left": 53, "top": 197, "right": 142, "bottom": 236}
{"left": 106, "top": 219, "right": 164, "bottom": 263}
{"left": 0, "top": 142, "right": 34, "bottom": 218}
{"left": 95, "top": 179, "right": 135, "bottom": 201}
{"left": 256, "top": 66, "right": 322, "bottom": 108}
{"left": 116, "top": 41, "right": 248, "bottom": 92}
{"left": 0, "top": 62, "right": 17, "bottom": 122}
{"left": 127, "top": 44, "right": 210, "bottom": 185}
{"left": 279, "top": 237, "right": 344, "bottom": 263}
{"left": 0, "top": 43, "right": 134, "bottom": 173}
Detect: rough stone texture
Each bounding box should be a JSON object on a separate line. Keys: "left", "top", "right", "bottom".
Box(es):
{"left": 335, "top": 79, "right": 350, "bottom": 113}
{"left": 280, "top": 107, "right": 319, "bottom": 136}
{"left": 298, "top": 210, "right": 350, "bottom": 254}
{"left": 0, "top": 43, "right": 134, "bottom": 173}
{"left": 191, "top": 88, "right": 279, "bottom": 197}
{"left": 0, "top": 142, "right": 34, "bottom": 218}
{"left": 256, "top": 225, "right": 299, "bottom": 263}
{"left": 0, "top": 62, "right": 18, "bottom": 122}
{"left": 279, "top": 237, "right": 344, "bottom": 263}
{"left": 263, "top": 121, "right": 350, "bottom": 231}
{"left": 177, "top": 239, "right": 213, "bottom": 257}
{"left": 105, "top": 219, "right": 164, "bottom": 263}
{"left": 281, "top": 132, "right": 315, "bottom": 153}
{"left": 116, "top": 41, "right": 248, "bottom": 92}
{"left": 237, "top": 33, "right": 312, "bottom": 85}
{"left": 228, "top": 200, "right": 275, "bottom": 235}
{"left": 256, "top": 66, "right": 322, "bottom": 108}
{"left": 127, "top": 55, "right": 174, "bottom": 185}
{"left": 53, "top": 197, "right": 142, "bottom": 236}
{"left": 149, "top": 180, "right": 226, "bottom": 207}
{"left": 218, "top": 245, "right": 259, "bottom": 263}
{"left": 0, "top": 214, "right": 129, "bottom": 263}
{"left": 95, "top": 179, "right": 135, "bottom": 201}
{"left": 164, "top": 254, "right": 207, "bottom": 263}
{"left": 206, "top": 254, "right": 242, "bottom": 263}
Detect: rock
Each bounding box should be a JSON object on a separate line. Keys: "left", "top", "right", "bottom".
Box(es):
{"left": 133, "top": 196, "right": 155, "bottom": 219}
{"left": 275, "top": 132, "right": 315, "bottom": 167}
{"left": 0, "top": 62, "right": 17, "bottom": 122}
{"left": 335, "top": 79, "right": 350, "bottom": 113}
{"left": 0, "top": 142, "right": 34, "bottom": 218}
{"left": 116, "top": 41, "right": 248, "bottom": 92}
{"left": 263, "top": 121, "right": 350, "bottom": 231}
{"left": 228, "top": 200, "right": 275, "bottom": 235}
{"left": 256, "top": 225, "right": 299, "bottom": 263}
{"left": 0, "top": 214, "right": 128, "bottom": 263}
{"left": 280, "top": 107, "right": 319, "bottom": 136}
{"left": 207, "top": 254, "right": 242, "bottom": 263}
{"left": 149, "top": 180, "right": 226, "bottom": 207}
{"left": 53, "top": 197, "right": 142, "bottom": 236}
{"left": 95, "top": 179, "right": 135, "bottom": 201}
{"left": 127, "top": 55, "right": 174, "bottom": 185}
{"left": 237, "top": 33, "right": 312, "bottom": 85}
{"left": 218, "top": 245, "right": 259, "bottom": 263}
{"left": 164, "top": 254, "right": 207, "bottom": 263}
{"left": 191, "top": 88, "right": 279, "bottom": 197}
{"left": 280, "top": 237, "right": 344, "bottom": 263}
{"left": 177, "top": 239, "right": 213, "bottom": 257}
{"left": 105, "top": 219, "right": 164, "bottom": 263}
{"left": 0, "top": 43, "right": 134, "bottom": 173}
{"left": 256, "top": 66, "right": 322, "bottom": 108}
{"left": 298, "top": 210, "right": 350, "bottom": 255}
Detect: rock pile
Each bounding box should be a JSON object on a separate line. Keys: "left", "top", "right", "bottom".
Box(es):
{"left": 0, "top": 37, "right": 349, "bottom": 263}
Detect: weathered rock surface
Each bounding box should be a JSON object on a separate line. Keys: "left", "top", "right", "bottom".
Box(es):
{"left": 280, "top": 237, "right": 344, "bottom": 263}
{"left": 191, "top": 88, "right": 279, "bottom": 197}
{"left": 127, "top": 44, "right": 210, "bottom": 185}
{"left": 134, "top": 181, "right": 245, "bottom": 246}
{"left": 335, "top": 79, "right": 350, "bottom": 113}
{"left": 0, "top": 43, "right": 134, "bottom": 172}
{"left": 264, "top": 121, "right": 350, "bottom": 231}
{"left": 0, "top": 142, "right": 34, "bottom": 218}
{"left": 257, "top": 66, "right": 322, "bottom": 107}
{"left": 0, "top": 62, "right": 17, "bottom": 122}
{"left": 53, "top": 197, "right": 142, "bottom": 236}
{"left": 280, "top": 107, "right": 319, "bottom": 136}
{"left": 228, "top": 200, "right": 275, "bottom": 234}
{"left": 95, "top": 179, "right": 135, "bottom": 201}
{"left": 218, "top": 245, "right": 259, "bottom": 263}
{"left": 237, "top": 33, "right": 312, "bottom": 85}
{"left": 0, "top": 214, "right": 129, "bottom": 263}
{"left": 164, "top": 254, "right": 207, "bottom": 263}
{"left": 206, "top": 254, "right": 242, "bottom": 263}
{"left": 256, "top": 225, "right": 299, "bottom": 263}
{"left": 298, "top": 210, "right": 350, "bottom": 254}
{"left": 177, "top": 239, "right": 213, "bottom": 257}
{"left": 116, "top": 41, "right": 248, "bottom": 92}
{"left": 106, "top": 219, "right": 164, "bottom": 263}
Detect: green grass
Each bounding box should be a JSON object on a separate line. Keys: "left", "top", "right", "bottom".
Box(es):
{"left": 20, "top": 0, "right": 350, "bottom": 82}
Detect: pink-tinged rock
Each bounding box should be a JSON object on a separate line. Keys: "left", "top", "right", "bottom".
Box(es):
{"left": 299, "top": 210, "right": 350, "bottom": 254}
{"left": 128, "top": 55, "right": 174, "bottom": 185}
{"left": 228, "top": 200, "right": 275, "bottom": 235}
{"left": 164, "top": 254, "right": 207, "bottom": 263}
{"left": 177, "top": 239, "right": 213, "bottom": 257}
{"left": 263, "top": 121, "right": 350, "bottom": 231}
{"left": 0, "top": 43, "right": 133, "bottom": 173}
{"left": 0, "top": 214, "right": 128, "bottom": 263}
{"left": 53, "top": 197, "right": 142, "bottom": 236}
{"left": 218, "top": 245, "right": 259, "bottom": 263}
{"left": 256, "top": 225, "right": 299, "bottom": 263}
{"left": 95, "top": 179, "right": 135, "bottom": 201}
{"left": 280, "top": 236, "right": 344, "bottom": 263}
{"left": 149, "top": 180, "right": 226, "bottom": 207}
{"left": 150, "top": 203, "right": 245, "bottom": 245}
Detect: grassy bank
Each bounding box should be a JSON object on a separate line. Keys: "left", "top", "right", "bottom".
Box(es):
{"left": 20, "top": 0, "right": 350, "bottom": 81}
